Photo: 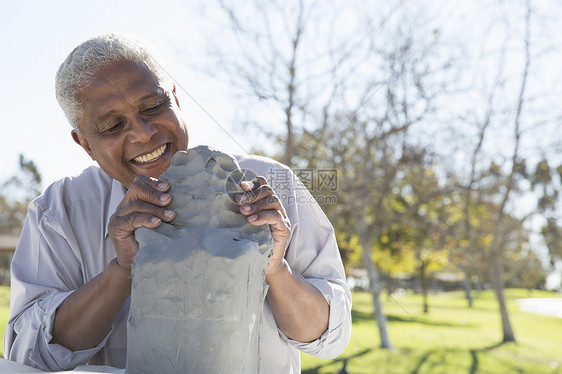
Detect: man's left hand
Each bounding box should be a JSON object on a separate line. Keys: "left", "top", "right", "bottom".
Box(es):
{"left": 236, "top": 176, "right": 291, "bottom": 276}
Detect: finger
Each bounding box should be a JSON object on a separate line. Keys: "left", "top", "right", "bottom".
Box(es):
{"left": 119, "top": 175, "right": 172, "bottom": 209}
{"left": 108, "top": 212, "right": 162, "bottom": 268}
{"left": 236, "top": 184, "right": 274, "bottom": 205}
{"left": 246, "top": 210, "right": 291, "bottom": 232}
{"left": 113, "top": 199, "right": 176, "bottom": 223}
{"left": 240, "top": 176, "right": 268, "bottom": 192}
{"left": 134, "top": 174, "right": 171, "bottom": 193}
{"left": 110, "top": 212, "right": 163, "bottom": 235}
{"left": 240, "top": 194, "right": 286, "bottom": 217}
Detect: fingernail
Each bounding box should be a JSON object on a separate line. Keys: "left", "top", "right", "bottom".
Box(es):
{"left": 241, "top": 205, "right": 251, "bottom": 212}
{"left": 160, "top": 193, "right": 171, "bottom": 203}
{"left": 240, "top": 181, "right": 254, "bottom": 191}
{"left": 158, "top": 182, "right": 169, "bottom": 191}
{"left": 164, "top": 210, "right": 175, "bottom": 219}
{"left": 151, "top": 217, "right": 161, "bottom": 224}
{"left": 248, "top": 214, "right": 258, "bottom": 222}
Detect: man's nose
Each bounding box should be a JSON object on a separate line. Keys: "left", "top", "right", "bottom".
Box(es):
{"left": 127, "top": 116, "right": 157, "bottom": 143}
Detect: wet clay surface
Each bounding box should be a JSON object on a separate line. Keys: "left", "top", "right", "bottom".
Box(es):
{"left": 127, "top": 146, "right": 273, "bottom": 374}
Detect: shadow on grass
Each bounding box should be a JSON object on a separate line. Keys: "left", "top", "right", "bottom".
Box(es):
{"left": 351, "top": 309, "right": 374, "bottom": 322}
{"left": 410, "top": 341, "right": 512, "bottom": 374}
{"left": 353, "top": 309, "right": 475, "bottom": 328}
{"left": 468, "top": 341, "right": 513, "bottom": 374}
{"left": 387, "top": 314, "right": 470, "bottom": 328}
{"left": 302, "top": 348, "right": 371, "bottom": 374}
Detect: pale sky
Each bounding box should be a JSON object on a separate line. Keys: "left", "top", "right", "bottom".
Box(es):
{"left": 0, "top": 0, "right": 252, "bottom": 189}
{"left": 2, "top": 1, "right": 560, "bottom": 190}
{"left": 1, "top": 1, "right": 561, "bottom": 288}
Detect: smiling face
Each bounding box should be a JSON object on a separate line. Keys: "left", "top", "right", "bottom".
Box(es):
{"left": 72, "top": 60, "right": 189, "bottom": 188}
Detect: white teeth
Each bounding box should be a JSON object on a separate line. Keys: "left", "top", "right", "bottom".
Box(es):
{"left": 134, "top": 145, "right": 167, "bottom": 163}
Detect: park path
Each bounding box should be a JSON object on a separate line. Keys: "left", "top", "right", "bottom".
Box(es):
{"left": 516, "top": 298, "right": 562, "bottom": 318}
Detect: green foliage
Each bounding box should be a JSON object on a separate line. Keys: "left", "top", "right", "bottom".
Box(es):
{"left": 542, "top": 218, "right": 562, "bottom": 262}
{"left": 302, "top": 290, "right": 562, "bottom": 373}
{"left": 504, "top": 251, "right": 547, "bottom": 289}
{"left": 533, "top": 160, "right": 552, "bottom": 186}
{"left": 0, "top": 154, "right": 42, "bottom": 235}
{"left": 532, "top": 159, "right": 562, "bottom": 263}
{"left": 336, "top": 232, "right": 363, "bottom": 272}
{"left": 0, "top": 155, "right": 42, "bottom": 285}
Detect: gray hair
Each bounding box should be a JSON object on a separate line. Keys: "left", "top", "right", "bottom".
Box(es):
{"left": 55, "top": 33, "right": 172, "bottom": 131}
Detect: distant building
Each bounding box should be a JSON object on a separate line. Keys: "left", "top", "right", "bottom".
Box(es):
{"left": 0, "top": 234, "right": 18, "bottom": 255}
{"left": 346, "top": 267, "right": 466, "bottom": 294}
{"left": 0, "top": 234, "right": 18, "bottom": 285}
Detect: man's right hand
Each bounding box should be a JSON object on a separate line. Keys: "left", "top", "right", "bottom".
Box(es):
{"left": 107, "top": 175, "right": 176, "bottom": 269}
{"left": 52, "top": 174, "right": 176, "bottom": 350}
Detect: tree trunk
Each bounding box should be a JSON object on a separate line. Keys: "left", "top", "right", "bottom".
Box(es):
{"left": 358, "top": 210, "right": 392, "bottom": 349}
{"left": 282, "top": 22, "right": 301, "bottom": 168}
{"left": 362, "top": 244, "right": 393, "bottom": 349}
{"left": 462, "top": 267, "right": 474, "bottom": 308}
{"left": 420, "top": 261, "right": 429, "bottom": 313}
{"left": 372, "top": 279, "right": 392, "bottom": 350}
{"left": 284, "top": 103, "right": 294, "bottom": 167}
{"left": 355, "top": 138, "right": 393, "bottom": 349}
{"left": 489, "top": 248, "right": 516, "bottom": 343}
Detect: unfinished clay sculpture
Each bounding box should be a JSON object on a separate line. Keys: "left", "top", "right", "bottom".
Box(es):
{"left": 126, "top": 145, "right": 273, "bottom": 374}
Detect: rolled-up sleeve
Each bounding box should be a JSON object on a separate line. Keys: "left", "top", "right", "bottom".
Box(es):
{"left": 4, "top": 199, "right": 106, "bottom": 371}
{"left": 9, "top": 290, "right": 110, "bottom": 371}
{"left": 281, "top": 277, "right": 352, "bottom": 358}
{"left": 272, "top": 162, "right": 352, "bottom": 359}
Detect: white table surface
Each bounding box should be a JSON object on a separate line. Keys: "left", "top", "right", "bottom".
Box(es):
{"left": 0, "top": 359, "right": 125, "bottom": 373}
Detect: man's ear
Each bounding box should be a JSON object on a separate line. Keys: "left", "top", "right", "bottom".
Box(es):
{"left": 172, "top": 85, "right": 181, "bottom": 109}
{"left": 71, "top": 129, "right": 95, "bottom": 161}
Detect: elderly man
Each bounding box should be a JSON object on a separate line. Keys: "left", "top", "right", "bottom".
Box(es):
{"left": 4, "top": 34, "right": 351, "bottom": 373}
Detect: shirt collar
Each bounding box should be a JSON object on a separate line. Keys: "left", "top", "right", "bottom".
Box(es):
{"left": 105, "top": 179, "right": 127, "bottom": 238}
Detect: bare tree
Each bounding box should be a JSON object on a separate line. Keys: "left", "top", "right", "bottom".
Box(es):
{"left": 451, "top": 0, "right": 540, "bottom": 343}
{"left": 197, "top": 0, "right": 370, "bottom": 167}
{"left": 202, "top": 0, "right": 458, "bottom": 350}
{"left": 191, "top": 0, "right": 561, "bottom": 353}
{"left": 291, "top": 5, "right": 458, "bottom": 345}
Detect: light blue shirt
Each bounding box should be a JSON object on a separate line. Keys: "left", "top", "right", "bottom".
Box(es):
{"left": 4, "top": 154, "right": 351, "bottom": 373}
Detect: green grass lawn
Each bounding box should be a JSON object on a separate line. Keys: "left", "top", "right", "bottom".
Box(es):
{"left": 0, "top": 286, "right": 560, "bottom": 372}
{"left": 302, "top": 288, "right": 562, "bottom": 373}
{"left": 0, "top": 286, "right": 9, "bottom": 358}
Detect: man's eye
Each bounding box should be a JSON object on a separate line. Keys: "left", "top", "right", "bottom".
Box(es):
{"left": 143, "top": 98, "right": 170, "bottom": 115}
{"left": 143, "top": 102, "right": 164, "bottom": 114}
{"left": 104, "top": 122, "right": 124, "bottom": 134}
